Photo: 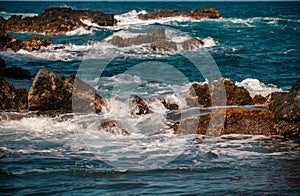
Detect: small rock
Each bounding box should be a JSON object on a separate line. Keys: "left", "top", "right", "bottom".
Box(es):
{"left": 160, "top": 98, "right": 179, "bottom": 110}
{"left": 99, "top": 120, "right": 128, "bottom": 134}
{"left": 252, "top": 94, "right": 267, "bottom": 105}
{"left": 130, "top": 95, "right": 149, "bottom": 115}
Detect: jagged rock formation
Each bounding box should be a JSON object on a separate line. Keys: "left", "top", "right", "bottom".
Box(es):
{"left": 108, "top": 28, "right": 204, "bottom": 51}
{"left": 1, "top": 7, "right": 116, "bottom": 35}
{"left": 138, "top": 7, "right": 221, "bottom": 20}
{"left": 27, "top": 69, "right": 104, "bottom": 113}
{"left": 0, "top": 30, "right": 52, "bottom": 52}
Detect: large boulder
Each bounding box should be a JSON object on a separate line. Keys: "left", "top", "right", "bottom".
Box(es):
{"left": 138, "top": 7, "right": 221, "bottom": 20}
{"left": 268, "top": 79, "right": 300, "bottom": 124}
{"left": 185, "top": 79, "right": 252, "bottom": 108}
{"left": 2, "top": 7, "right": 117, "bottom": 35}
{"left": 28, "top": 69, "right": 104, "bottom": 113}
{"left": 0, "top": 80, "right": 28, "bottom": 111}
{"left": 174, "top": 109, "right": 275, "bottom": 136}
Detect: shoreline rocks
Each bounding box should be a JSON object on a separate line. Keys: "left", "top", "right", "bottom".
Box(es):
{"left": 1, "top": 7, "right": 116, "bottom": 35}
{"left": 138, "top": 7, "right": 221, "bottom": 20}
{"left": 0, "top": 30, "right": 53, "bottom": 52}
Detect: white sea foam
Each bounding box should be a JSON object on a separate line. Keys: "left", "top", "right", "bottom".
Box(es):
{"left": 80, "top": 19, "right": 102, "bottom": 28}
{"left": 65, "top": 26, "right": 94, "bottom": 36}
{"left": 0, "top": 11, "right": 38, "bottom": 19}
{"left": 236, "top": 78, "right": 283, "bottom": 97}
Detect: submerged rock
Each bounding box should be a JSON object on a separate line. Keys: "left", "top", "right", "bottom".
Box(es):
{"left": 2, "top": 7, "right": 116, "bottom": 35}
{"left": 28, "top": 69, "right": 104, "bottom": 113}
{"left": 185, "top": 79, "right": 252, "bottom": 108}
{"left": 0, "top": 30, "right": 52, "bottom": 52}
{"left": 138, "top": 7, "right": 221, "bottom": 20}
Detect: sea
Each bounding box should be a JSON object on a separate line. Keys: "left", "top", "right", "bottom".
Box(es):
{"left": 0, "top": 1, "right": 300, "bottom": 195}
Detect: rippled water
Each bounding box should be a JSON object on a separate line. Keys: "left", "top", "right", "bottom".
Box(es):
{"left": 0, "top": 1, "right": 300, "bottom": 194}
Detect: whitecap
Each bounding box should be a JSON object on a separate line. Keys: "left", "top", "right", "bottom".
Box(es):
{"left": 65, "top": 26, "right": 94, "bottom": 36}
{"left": 236, "top": 78, "right": 283, "bottom": 97}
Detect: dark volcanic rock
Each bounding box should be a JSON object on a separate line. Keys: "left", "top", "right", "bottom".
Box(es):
{"left": 138, "top": 7, "right": 221, "bottom": 20}
{"left": 290, "top": 79, "right": 300, "bottom": 94}
{"left": 0, "top": 57, "right": 5, "bottom": 81}
{"left": 0, "top": 80, "right": 28, "bottom": 111}
{"left": 130, "top": 95, "right": 149, "bottom": 115}
{"left": 2, "top": 7, "right": 116, "bottom": 35}
{"left": 28, "top": 68, "right": 104, "bottom": 113}
{"left": 185, "top": 79, "right": 252, "bottom": 107}
{"left": 0, "top": 30, "right": 52, "bottom": 52}
{"left": 5, "top": 66, "right": 32, "bottom": 79}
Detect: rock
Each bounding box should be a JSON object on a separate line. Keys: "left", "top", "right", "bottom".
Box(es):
{"left": 108, "top": 28, "right": 166, "bottom": 47}
{"left": 130, "top": 95, "right": 149, "bottom": 115}
{"left": 160, "top": 98, "right": 179, "bottom": 110}
{"left": 2, "top": 7, "right": 116, "bottom": 35}
{"left": 0, "top": 80, "right": 28, "bottom": 111}
{"left": 185, "top": 79, "right": 252, "bottom": 108}
{"left": 0, "top": 30, "right": 53, "bottom": 52}
{"left": 99, "top": 120, "right": 128, "bottom": 134}
{"left": 174, "top": 109, "right": 275, "bottom": 136}
{"left": 0, "top": 57, "right": 5, "bottom": 81}
{"left": 109, "top": 28, "right": 204, "bottom": 51}
{"left": 28, "top": 68, "right": 104, "bottom": 113}
{"left": 138, "top": 7, "right": 221, "bottom": 20}
{"left": 268, "top": 92, "right": 300, "bottom": 123}
{"left": 252, "top": 94, "right": 267, "bottom": 105}
{"left": 4, "top": 66, "right": 32, "bottom": 79}
{"left": 290, "top": 79, "right": 300, "bottom": 94}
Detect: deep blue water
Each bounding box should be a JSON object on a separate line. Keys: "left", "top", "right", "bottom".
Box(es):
{"left": 0, "top": 1, "right": 300, "bottom": 195}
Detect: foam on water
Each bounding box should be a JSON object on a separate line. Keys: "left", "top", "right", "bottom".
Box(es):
{"left": 236, "top": 78, "right": 283, "bottom": 97}
{"left": 65, "top": 26, "right": 94, "bottom": 36}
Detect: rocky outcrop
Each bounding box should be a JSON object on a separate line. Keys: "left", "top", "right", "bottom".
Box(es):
{"left": 0, "top": 30, "right": 52, "bottom": 52}
{"left": 108, "top": 28, "right": 204, "bottom": 51}
{"left": 1, "top": 7, "right": 116, "bottom": 35}
{"left": 138, "top": 7, "right": 221, "bottom": 20}
{"left": 28, "top": 69, "right": 104, "bottom": 113}
{"left": 130, "top": 95, "right": 149, "bottom": 115}
{"left": 174, "top": 109, "right": 276, "bottom": 136}
{"left": 4, "top": 66, "right": 32, "bottom": 79}
{"left": 252, "top": 94, "right": 267, "bottom": 105}
{"left": 185, "top": 79, "right": 252, "bottom": 108}
{"left": 0, "top": 80, "right": 28, "bottom": 111}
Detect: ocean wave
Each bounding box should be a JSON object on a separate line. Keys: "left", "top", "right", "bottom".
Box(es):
{"left": 236, "top": 78, "right": 283, "bottom": 97}
{"left": 65, "top": 26, "right": 94, "bottom": 36}
{"left": 0, "top": 11, "right": 38, "bottom": 19}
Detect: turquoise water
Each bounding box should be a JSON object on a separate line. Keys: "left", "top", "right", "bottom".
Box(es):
{"left": 0, "top": 1, "right": 300, "bottom": 194}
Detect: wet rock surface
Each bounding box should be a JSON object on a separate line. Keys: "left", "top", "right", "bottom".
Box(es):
{"left": 108, "top": 28, "right": 204, "bottom": 51}
{"left": 185, "top": 79, "right": 252, "bottom": 107}
{"left": 138, "top": 7, "right": 221, "bottom": 20}
{"left": 28, "top": 68, "right": 104, "bottom": 113}
{"left": 0, "top": 30, "right": 53, "bottom": 52}
{"left": 4, "top": 66, "right": 32, "bottom": 79}
{"left": 130, "top": 95, "right": 150, "bottom": 115}
{"left": 99, "top": 120, "right": 129, "bottom": 135}
{"left": 1, "top": 7, "right": 116, "bottom": 35}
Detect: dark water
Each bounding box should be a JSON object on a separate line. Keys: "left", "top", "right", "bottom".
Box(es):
{"left": 0, "top": 1, "right": 300, "bottom": 195}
